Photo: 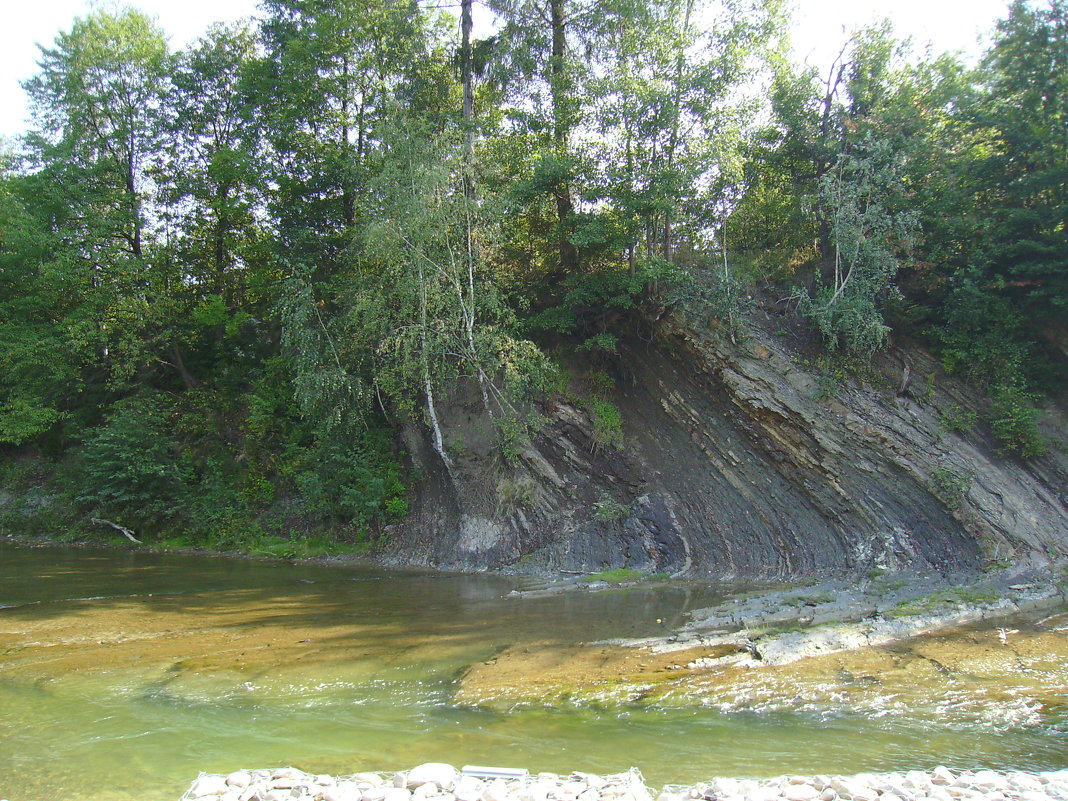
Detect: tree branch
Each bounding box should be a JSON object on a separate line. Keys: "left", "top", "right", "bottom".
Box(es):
{"left": 89, "top": 517, "right": 142, "bottom": 544}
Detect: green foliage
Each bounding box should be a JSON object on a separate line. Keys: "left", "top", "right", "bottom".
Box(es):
{"left": 581, "top": 568, "right": 643, "bottom": 583}
{"left": 583, "top": 368, "right": 615, "bottom": 399}
{"left": 799, "top": 137, "right": 918, "bottom": 357}
{"left": 800, "top": 356, "right": 851, "bottom": 400}
{"left": 930, "top": 465, "right": 973, "bottom": 510}
{"left": 66, "top": 395, "right": 193, "bottom": 531}
{"left": 527, "top": 265, "right": 650, "bottom": 342}
{"left": 989, "top": 383, "right": 1047, "bottom": 459}
{"left": 940, "top": 404, "right": 978, "bottom": 434}
{"left": 497, "top": 476, "right": 536, "bottom": 515}
{"left": 588, "top": 399, "right": 624, "bottom": 451}
{"left": 594, "top": 493, "right": 629, "bottom": 523}
{"left": 799, "top": 286, "right": 890, "bottom": 357}
{"left": 294, "top": 427, "right": 408, "bottom": 527}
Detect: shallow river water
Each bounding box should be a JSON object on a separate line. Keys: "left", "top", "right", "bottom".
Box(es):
{"left": 0, "top": 543, "right": 1065, "bottom": 801}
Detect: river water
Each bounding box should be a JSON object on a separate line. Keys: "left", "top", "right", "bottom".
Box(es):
{"left": 1, "top": 543, "right": 1065, "bottom": 801}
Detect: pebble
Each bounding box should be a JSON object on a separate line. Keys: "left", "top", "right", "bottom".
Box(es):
{"left": 932, "top": 769, "right": 957, "bottom": 787}
{"left": 783, "top": 785, "right": 820, "bottom": 801}
{"left": 179, "top": 766, "right": 1068, "bottom": 801}
{"left": 410, "top": 764, "right": 459, "bottom": 790}
{"left": 190, "top": 775, "right": 230, "bottom": 797}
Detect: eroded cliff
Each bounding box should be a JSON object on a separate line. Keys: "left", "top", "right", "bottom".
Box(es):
{"left": 384, "top": 309, "right": 1068, "bottom": 578}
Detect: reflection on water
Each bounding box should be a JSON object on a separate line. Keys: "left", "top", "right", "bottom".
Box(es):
{"left": 1, "top": 543, "right": 1066, "bottom": 801}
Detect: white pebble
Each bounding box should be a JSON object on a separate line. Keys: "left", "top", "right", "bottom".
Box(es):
{"left": 323, "top": 784, "right": 362, "bottom": 801}
{"left": 932, "top": 769, "right": 956, "bottom": 787}
{"left": 192, "top": 775, "right": 231, "bottom": 798}
{"left": 783, "top": 784, "right": 821, "bottom": 801}
{"left": 409, "top": 765, "right": 458, "bottom": 791}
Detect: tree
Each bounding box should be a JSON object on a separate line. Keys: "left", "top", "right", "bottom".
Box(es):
{"left": 350, "top": 122, "right": 552, "bottom": 468}
{"left": 591, "top": 0, "right": 780, "bottom": 269}
{"left": 799, "top": 135, "right": 918, "bottom": 355}
{"left": 257, "top": 0, "right": 453, "bottom": 278}
{"left": 162, "top": 22, "right": 265, "bottom": 311}
{"left": 12, "top": 10, "right": 172, "bottom": 409}
{"left": 971, "top": 0, "right": 1068, "bottom": 323}
{"left": 25, "top": 9, "right": 169, "bottom": 261}
{"left": 484, "top": 0, "right": 608, "bottom": 275}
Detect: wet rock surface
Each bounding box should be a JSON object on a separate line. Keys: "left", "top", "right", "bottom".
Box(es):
{"left": 180, "top": 766, "right": 1068, "bottom": 801}
{"left": 456, "top": 585, "right": 1068, "bottom": 723}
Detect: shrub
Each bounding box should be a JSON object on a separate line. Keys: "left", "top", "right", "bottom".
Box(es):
{"left": 66, "top": 394, "right": 193, "bottom": 531}
{"left": 940, "top": 404, "right": 977, "bottom": 433}
{"left": 930, "top": 465, "right": 973, "bottom": 510}
{"left": 989, "top": 384, "right": 1047, "bottom": 458}
{"left": 594, "top": 493, "right": 628, "bottom": 522}
{"left": 497, "top": 476, "right": 536, "bottom": 515}
{"left": 589, "top": 399, "right": 623, "bottom": 451}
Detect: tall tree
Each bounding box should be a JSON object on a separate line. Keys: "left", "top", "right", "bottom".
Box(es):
{"left": 485, "top": 0, "right": 607, "bottom": 274}
{"left": 257, "top": 0, "right": 452, "bottom": 278}
{"left": 592, "top": 0, "right": 779, "bottom": 268}
{"left": 973, "top": 0, "right": 1068, "bottom": 323}
{"left": 25, "top": 9, "right": 169, "bottom": 261}
{"left": 20, "top": 9, "right": 172, "bottom": 390}
{"left": 163, "top": 22, "right": 265, "bottom": 309}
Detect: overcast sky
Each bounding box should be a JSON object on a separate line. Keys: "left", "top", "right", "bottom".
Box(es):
{"left": 1, "top": 0, "right": 1012, "bottom": 142}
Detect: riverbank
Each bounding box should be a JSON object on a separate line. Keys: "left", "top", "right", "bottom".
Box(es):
{"left": 181, "top": 765, "right": 1068, "bottom": 801}
{"left": 457, "top": 565, "right": 1068, "bottom": 709}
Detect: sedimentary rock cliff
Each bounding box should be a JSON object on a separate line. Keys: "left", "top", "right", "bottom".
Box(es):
{"left": 384, "top": 308, "right": 1068, "bottom": 578}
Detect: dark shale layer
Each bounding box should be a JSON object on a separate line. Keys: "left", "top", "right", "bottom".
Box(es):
{"left": 384, "top": 312, "right": 1068, "bottom": 579}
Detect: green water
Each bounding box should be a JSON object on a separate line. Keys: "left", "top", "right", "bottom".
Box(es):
{"left": 0, "top": 543, "right": 1065, "bottom": 801}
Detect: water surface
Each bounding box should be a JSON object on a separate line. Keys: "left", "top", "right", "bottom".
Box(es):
{"left": 1, "top": 543, "right": 1065, "bottom": 801}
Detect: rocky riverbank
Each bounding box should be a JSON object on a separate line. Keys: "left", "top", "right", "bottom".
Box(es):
{"left": 180, "top": 765, "right": 1068, "bottom": 801}
{"left": 457, "top": 571, "right": 1068, "bottom": 712}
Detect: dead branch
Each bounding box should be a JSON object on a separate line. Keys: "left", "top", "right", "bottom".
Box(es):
{"left": 89, "top": 517, "right": 142, "bottom": 544}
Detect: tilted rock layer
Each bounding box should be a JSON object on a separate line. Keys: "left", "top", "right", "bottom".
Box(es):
{"left": 386, "top": 312, "right": 1068, "bottom": 578}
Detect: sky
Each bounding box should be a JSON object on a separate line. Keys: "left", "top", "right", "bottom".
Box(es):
{"left": 1, "top": 0, "right": 1013, "bottom": 142}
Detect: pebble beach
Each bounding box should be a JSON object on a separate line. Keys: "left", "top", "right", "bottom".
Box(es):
{"left": 180, "top": 765, "right": 1068, "bottom": 801}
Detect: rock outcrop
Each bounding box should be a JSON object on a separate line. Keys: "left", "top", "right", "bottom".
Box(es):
{"left": 383, "top": 309, "right": 1068, "bottom": 578}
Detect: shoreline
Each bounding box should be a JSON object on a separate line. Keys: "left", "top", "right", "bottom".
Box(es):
{"left": 180, "top": 765, "right": 1068, "bottom": 801}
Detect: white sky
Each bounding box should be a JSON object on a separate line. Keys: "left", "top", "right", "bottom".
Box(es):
{"left": 1, "top": 0, "right": 1012, "bottom": 142}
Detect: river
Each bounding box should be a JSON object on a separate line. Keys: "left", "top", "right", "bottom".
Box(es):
{"left": 0, "top": 543, "right": 1065, "bottom": 801}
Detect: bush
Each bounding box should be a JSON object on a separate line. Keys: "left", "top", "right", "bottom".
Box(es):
{"left": 799, "top": 286, "right": 890, "bottom": 357}
{"left": 497, "top": 476, "right": 535, "bottom": 515}
{"left": 989, "top": 384, "right": 1047, "bottom": 458}
{"left": 294, "top": 425, "right": 408, "bottom": 529}
{"left": 931, "top": 465, "right": 972, "bottom": 510}
{"left": 595, "top": 493, "right": 628, "bottom": 522}
{"left": 940, "top": 404, "right": 977, "bottom": 433}
{"left": 66, "top": 394, "right": 193, "bottom": 531}
{"left": 589, "top": 399, "right": 623, "bottom": 451}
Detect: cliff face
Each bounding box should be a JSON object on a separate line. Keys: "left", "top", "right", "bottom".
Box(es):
{"left": 384, "top": 312, "right": 1068, "bottom": 578}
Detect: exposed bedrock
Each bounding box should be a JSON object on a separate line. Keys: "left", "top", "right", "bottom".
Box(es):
{"left": 383, "top": 314, "right": 1068, "bottom": 579}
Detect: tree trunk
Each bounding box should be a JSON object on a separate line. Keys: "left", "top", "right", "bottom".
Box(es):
{"left": 341, "top": 55, "right": 355, "bottom": 227}
{"left": 461, "top": 0, "right": 476, "bottom": 176}
{"left": 418, "top": 262, "right": 454, "bottom": 474}
{"left": 549, "top": 0, "right": 579, "bottom": 273}
{"left": 171, "top": 343, "right": 201, "bottom": 390}
{"left": 661, "top": 0, "right": 694, "bottom": 264}
{"left": 214, "top": 183, "right": 230, "bottom": 299}
{"left": 127, "top": 144, "right": 142, "bottom": 257}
